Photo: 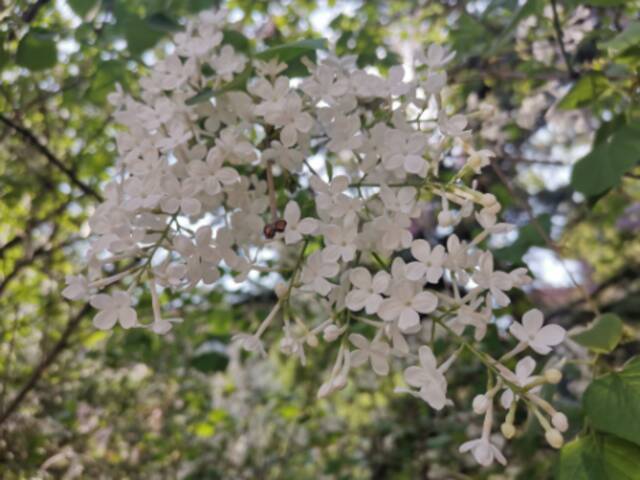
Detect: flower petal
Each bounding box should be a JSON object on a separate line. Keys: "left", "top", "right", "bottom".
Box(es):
{"left": 412, "top": 291, "right": 438, "bottom": 313}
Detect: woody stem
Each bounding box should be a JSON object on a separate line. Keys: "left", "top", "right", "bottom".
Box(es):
{"left": 266, "top": 159, "right": 278, "bottom": 222}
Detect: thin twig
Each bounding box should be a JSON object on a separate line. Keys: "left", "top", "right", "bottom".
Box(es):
{"left": 490, "top": 158, "right": 600, "bottom": 316}
{"left": 550, "top": 0, "right": 578, "bottom": 79}
{"left": 0, "top": 303, "right": 90, "bottom": 428}
{"left": 0, "top": 114, "right": 103, "bottom": 201}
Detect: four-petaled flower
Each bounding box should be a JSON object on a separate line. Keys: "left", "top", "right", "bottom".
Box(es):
{"left": 473, "top": 252, "right": 513, "bottom": 307}
{"left": 300, "top": 251, "right": 339, "bottom": 296}
{"left": 378, "top": 282, "right": 438, "bottom": 332}
{"left": 509, "top": 309, "right": 566, "bottom": 355}
{"left": 459, "top": 437, "right": 506, "bottom": 467}
{"left": 349, "top": 333, "right": 390, "bottom": 376}
{"left": 90, "top": 290, "right": 138, "bottom": 330}
{"left": 499, "top": 356, "right": 538, "bottom": 408}
{"left": 345, "top": 267, "right": 390, "bottom": 314}
{"left": 283, "top": 201, "right": 318, "bottom": 244}
{"left": 402, "top": 346, "right": 449, "bottom": 410}
{"left": 406, "top": 239, "right": 447, "bottom": 283}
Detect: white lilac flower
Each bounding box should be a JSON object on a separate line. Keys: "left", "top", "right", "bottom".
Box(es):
{"left": 90, "top": 290, "right": 137, "bottom": 330}
{"left": 401, "top": 346, "right": 449, "bottom": 410}
{"left": 349, "top": 333, "right": 390, "bottom": 376}
{"left": 509, "top": 309, "right": 566, "bottom": 355}
{"left": 62, "top": 275, "right": 89, "bottom": 301}
{"left": 473, "top": 252, "right": 513, "bottom": 307}
{"left": 459, "top": 437, "right": 507, "bottom": 467}
{"left": 300, "top": 251, "right": 339, "bottom": 296}
{"left": 282, "top": 201, "right": 318, "bottom": 244}
{"left": 345, "top": 267, "right": 390, "bottom": 314}
{"left": 72, "top": 12, "right": 564, "bottom": 467}
{"left": 420, "top": 44, "right": 456, "bottom": 69}
{"left": 499, "top": 356, "right": 538, "bottom": 409}
{"left": 406, "top": 239, "right": 447, "bottom": 284}
{"left": 378, "top": 282, "right": 438, "bottom": 332}
{"left": 322, "top": 214, "right": 358, "bottom": 263}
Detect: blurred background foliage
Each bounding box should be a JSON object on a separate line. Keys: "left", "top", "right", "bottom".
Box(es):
{"left": 0, "top": 0, "right": 639, "bottom": 478}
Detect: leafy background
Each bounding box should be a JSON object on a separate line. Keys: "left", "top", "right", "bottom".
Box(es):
{"left": 0, "top": 0, "right": 639, "bottom": 478}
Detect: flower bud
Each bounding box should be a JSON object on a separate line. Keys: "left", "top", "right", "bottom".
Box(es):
{"left": 480, "top": 193, "right": 497, "bottom": 207}
{"left": 332, "top": 374, "right": 347, "bottom": 391}
{"left": 279, "top": 337, "right": 295, "bottom": 355}
{"left": 501, "top": 422, "right": 516, "bottom": 439}
{"left": 306, "top": 333, "right": 319, "bottom": 347}
{"left": 274, "top": 282, "right": 289, "bottom": 299}
{"left": 472, "top": 394, "right": 489, "bottom": 414}
{"left": 544, "top": 368, "right": 562, "bottom": 384}
{"left": 552, "top": 412, "right": 568, "bottom": 432}
{"left": 437, "top": 210, "right": 456, "bottom": 227}
{"left": 317, "top": 382, "right": 332, "bottom": 399}
{"left": 545, "top": 429, "right": 564, "bottom": 449}
{"left": 323, "top": 324, "right": 342, "bottom": 342}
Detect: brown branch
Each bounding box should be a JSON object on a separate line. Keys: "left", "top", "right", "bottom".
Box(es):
{"left": 550, "top": 0, "right": 578, "bottom": 80}
{"left": 0, "top": 303, "right": 90, "bottom": 428}
{"left": 0, "top": 114, "right": 103, "bottom": 201}
{"left": 22, "top": 0, "right": 52, "bottom": 23}
{"left": 490, "top": 157, "right": 600, "bottom": 316}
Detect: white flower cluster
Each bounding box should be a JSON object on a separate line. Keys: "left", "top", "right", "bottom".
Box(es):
{"left": 64, "top": 10, "right": 568, "bottom": 467}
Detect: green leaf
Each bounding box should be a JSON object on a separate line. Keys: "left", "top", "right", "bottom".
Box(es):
{"left": 146, "top": 12, "right": 183, "bottom": 33}
{"left": 222, "top": 29, "right": 250, "bottom": 53}
{"left": 584, "top": 357, "right": 640, "bottom": 447}
{"left": 558, "top": 73, "right": 610, "bottom": 110}
{"left": 601, "top": 21, "right": 640, "bottom": 55}
{"left": 571, "top": 123, "right": 640, "bottom": 196}
{"left": 67, "top": 0, "right": 100, "bottom": 19}
{"left": 124, "top": 15, "right": 165, "bottom": 55}
{"left": 572, "top": 313, "right": 623, "bottom": 353}
{"left": 556, "top": 434, "right": 640, "bottom": 480}
{"left": 185, "top": 64, "right": 252, "bottom": 105}
{"left": 256, "top": 38, "right": 327, "bottom": 76}
{"left": 16, "top": 29, "right": 57, "bottom": 71}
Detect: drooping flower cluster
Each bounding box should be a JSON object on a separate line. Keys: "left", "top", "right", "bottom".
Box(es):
{"left": 64, "top": 10, "right": 568, "bottom": 467}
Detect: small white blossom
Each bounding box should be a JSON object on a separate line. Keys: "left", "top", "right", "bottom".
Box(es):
{"left": 90, "top": 290, "right": 137, "bottom": 330}
{"left": 509, "top": 309, "right": 566, "bottom": 355}
{"left": 349, "top": 333, "right": 390, "bottom": 376}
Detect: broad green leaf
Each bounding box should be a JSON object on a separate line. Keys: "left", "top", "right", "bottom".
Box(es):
{"left": 601, "top": 21, "right": 640, "bottom": 55}
{"left": 68, "top": 0, "right": 100, "bottom": 18}
{"left": 256, "top": 38, "right": 327, "bottom": 76}
{"left": 558, "top": 73, "right": 610, "bottom": 110}
{"left": 146, "top": 12, "right": 183, "bottom": 33}
{"left": 584, "top": 357, "right": 640, "bottom": 447}
{"left": 185, "top": 65, "right": 252, "bottom": 105}
{"left": 572, "top": 313, "right": 623, "bottom": 353}
{"left": 124, "top": 15, "right": 165, "bottom": 55}
{"left": 571, "top": 124, "right": 640, "bottom": 196}
{"left": 16, "top": 29, "right": 57, "bottom": 71}
{"left": 556, "top": 434, "right": 640, "bottom": 480}
{"left": 222, "top": 29, "right": 251, "bottom": 53}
